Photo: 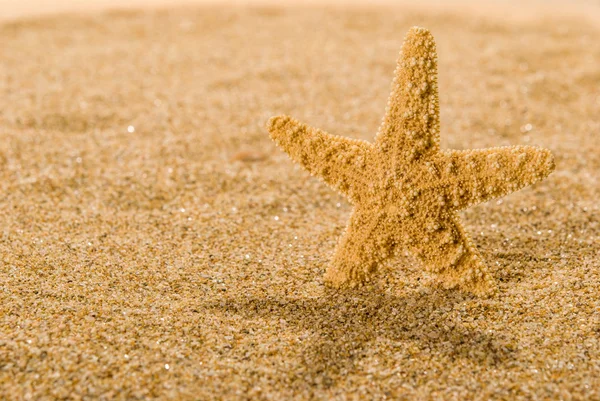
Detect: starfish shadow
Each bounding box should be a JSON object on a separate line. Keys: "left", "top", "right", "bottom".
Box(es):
{"left": 205, "top": 285, "right": 518, "bottom": 387}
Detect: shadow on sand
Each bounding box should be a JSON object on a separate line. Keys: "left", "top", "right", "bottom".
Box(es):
{"left": 204, "top": 284, "right": 517, "bottom": 387}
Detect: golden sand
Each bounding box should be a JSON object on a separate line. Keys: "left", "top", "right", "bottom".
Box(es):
{"left": 0, "top": 3, "right": 599, "bottom": 400}
{"left": 268, "top": 27, "right": 554, "bottom": 296}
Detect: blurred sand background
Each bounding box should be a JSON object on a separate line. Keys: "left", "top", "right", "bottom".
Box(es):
{"left": 2, "top": 0, "right": 600, "bottom": 24}
{"left": 1, "top": 0, "right": 599, "bottom": 400}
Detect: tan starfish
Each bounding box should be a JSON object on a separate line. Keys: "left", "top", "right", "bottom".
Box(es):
{"left": 267, "top": 27, "right": 555, "bottom": 296}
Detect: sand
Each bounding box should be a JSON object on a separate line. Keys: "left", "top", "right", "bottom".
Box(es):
{"left": 0, "top": 1, "right": 599, "bottom": 400}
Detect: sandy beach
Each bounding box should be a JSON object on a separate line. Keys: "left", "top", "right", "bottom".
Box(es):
{"left": 0, "top": 0, "right": 599, "bottom": 399}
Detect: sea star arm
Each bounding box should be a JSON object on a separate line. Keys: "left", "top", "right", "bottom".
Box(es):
{"left": 268, "top": 115, "right": 374, "bottom": 202}
{"left": 441, "top": 146, "right": 555, "bottom": 210}
{"left": 323, "top": 207, "right": 394, "bottom": 287}
{"left": 374, "top": 27, "right": 440, "bottom": 166}
{"left": 404, "top": 211, "right": 496, "bottom": 295}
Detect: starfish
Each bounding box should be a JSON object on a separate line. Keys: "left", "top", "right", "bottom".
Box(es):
{"left": 267, "top": 27, "right": 555, "bottom": 296}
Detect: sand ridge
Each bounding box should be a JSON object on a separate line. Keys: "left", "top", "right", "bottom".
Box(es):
{"left": 0, "top": 2, "right": 599, "bottom": 400}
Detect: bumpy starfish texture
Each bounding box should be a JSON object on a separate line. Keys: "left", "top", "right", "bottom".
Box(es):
{"left": 267, "top": 27, "right": 555, "bottom": 296}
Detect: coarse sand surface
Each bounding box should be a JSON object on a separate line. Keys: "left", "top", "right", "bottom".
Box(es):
{"left": 0, "top": 1, "right": 599, "bottom": 400}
